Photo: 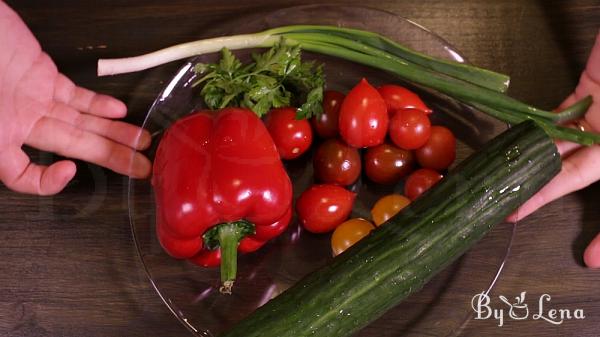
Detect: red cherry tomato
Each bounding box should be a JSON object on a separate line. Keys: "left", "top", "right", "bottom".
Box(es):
{"left": 313, "top": 138, "right": 361, "bottom": 186}
{"left": 404, "top": 168, "right": 443, "bottom": 200}
{"left": 312, "top": 90, "right": 345, "bottom": 138}
{"left": 415, "top": 126, "right": 456, "bottom": 170}
{"left": 377, "top": 84, "right": 432, "bottom": 116}
{"left": 364, "top": 143, "right": 415, "bottom": 185}
{"left": 264, "top": 107, "right": 313, "bottom": 160}
{"left": 296, "top": 185, "right": 356, "bottom": 233}
{"left": 339, "top": 78, "right": 388, "bottom": 148}
{"left": 389, "top": 108, "right": 431, "bottom": 150}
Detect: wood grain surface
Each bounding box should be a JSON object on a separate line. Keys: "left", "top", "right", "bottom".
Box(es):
{"left": 1, "top": 1, "right": 599, "bottom": 336}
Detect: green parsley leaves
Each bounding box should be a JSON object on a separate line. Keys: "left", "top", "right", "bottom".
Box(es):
{"left": 192, "top": 40, "right": 324, "bottom": 119}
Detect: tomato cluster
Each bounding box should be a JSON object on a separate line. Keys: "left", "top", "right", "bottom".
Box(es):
{"left": 263, "top": 78, "right": 456, "bottom": 256}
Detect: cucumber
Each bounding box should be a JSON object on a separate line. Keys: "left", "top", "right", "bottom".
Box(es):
{"left": 220, "top": 121, "right": 561, "bottom": 337}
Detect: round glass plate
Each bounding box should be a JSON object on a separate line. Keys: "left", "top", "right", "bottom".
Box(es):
{"left": 129, "top": 5, "right": 513, "bottom": 337}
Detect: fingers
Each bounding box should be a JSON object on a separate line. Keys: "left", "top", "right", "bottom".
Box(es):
{"left": 53, "top": 73, "right": 127, "bottom": 118}
{"left": 584, "top": 232, "right": 600, "bottom": 268}
{"left": 558, "top": 32, "right": 600, "bottom": 130}
{"left": 26, "top": 117, "right": 151, "bottom": 178}
{"left": 584, "top": 31, "right": 600, "bottom": 84}
{"left": 578, "top": 73, "right": 600, "bottom": 131}
{"left": 556, "top": 139, "right": 582, "bottom": 158}
{"left": 51, "top": 75, "right": 151, "bottom": 151}
{"left": 47, "top": 101, "right": 151, "bottom": 150}
{"left": 558, "top": 93, "right": 578, "bottom": 111}
{"left": 0, "top": 147, "right": 76, "bottom": 195}
{"left": 75, "top": 114, "right": 152, "bottom": 150}
{"left": 507, "top": 144, "right": 600, "bottom": 222}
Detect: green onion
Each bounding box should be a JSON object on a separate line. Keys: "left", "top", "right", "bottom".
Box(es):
{"left": 97, "top": 34, "right": 278, "bottom": 76}
{"left": 284, "top": 38, "right": 584, "bottom": 121}
{"left": 265, "top": 25, "right": 511, "bottom": 93}
{"left": 97, "top": 25, "right": 598, "bottom": 145}
{"left": 471, "top": 102, "right": 600, "bottom": 145}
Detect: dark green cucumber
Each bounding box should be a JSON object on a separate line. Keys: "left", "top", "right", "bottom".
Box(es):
{"left": 220, "top": 121, "right": 561, "bottom": 337}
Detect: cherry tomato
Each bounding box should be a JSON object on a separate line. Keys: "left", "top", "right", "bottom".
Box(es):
{"left": 415, "top": 126, "right": 456, "bottom": 170}
{"left": 371, "top": 194, "right": 411, "bottom": 226}
{"left": 296, "top": 184, "right": 356, "bottom": 233}
{"left": 377, "top": 84, "right": 432, "bottom": 116}
{"left": 313, "top": 139, "right": 361, "bottom": 186}
{"left": 364, "top": 143, "right": 415, "bottom": 185}
{"left": 404, "top": 168, "right": 443, "bottom": 200}
{"left": 312, "top": 90, "right": 345, "bottom": 138}
{"left": 331, "top": 218, "right": 375, "bottom": 256}
{"left": 264, "top": 107, "right": 313, "bottom": 160}
{"left": 339, "top": 78, "right": 388, "bottom": 148}
{"left": 389, "top": 108, "right": 431, "bottom": 150}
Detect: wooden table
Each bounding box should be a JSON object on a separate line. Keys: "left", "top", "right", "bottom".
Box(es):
{"left": 1, "top": 1, "right": 599, "bottom": 336}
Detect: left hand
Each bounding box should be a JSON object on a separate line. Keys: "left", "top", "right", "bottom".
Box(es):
{"left": 0, "top": 2, "right": 151, "bottom": 195}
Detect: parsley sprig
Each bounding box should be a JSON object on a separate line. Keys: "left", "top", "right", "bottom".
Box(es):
{"left": 192, "top": 40, "right": 324, "bottom": 119}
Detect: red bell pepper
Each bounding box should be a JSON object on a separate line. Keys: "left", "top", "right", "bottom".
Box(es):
{"left": 151, "top": 107, "right": 293, "bottom": 293}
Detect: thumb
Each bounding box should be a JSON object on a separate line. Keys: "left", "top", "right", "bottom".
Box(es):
{"left": 0, "top": 147, "right": 76, "bottom": 195}
{"left": 506, "top": 144, "right": 600, "bottom": 222}
{"left": 584, "top": 232, "right": 600, "bottom": 268}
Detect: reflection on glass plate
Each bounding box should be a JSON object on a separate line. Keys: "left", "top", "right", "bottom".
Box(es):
{"left": 128, "top": 5, "right": 513, "bottom": 337}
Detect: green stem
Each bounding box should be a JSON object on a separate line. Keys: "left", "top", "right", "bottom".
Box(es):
{"left": 203, "top": 220, "right": 255, "bottom": 294}
{"left": 266, "top": 25, "right": 511, "bottom": 93}
{"left": 97, "top": 25, "right": 598, "bottom": 144}
{"left": 285, "top": 38, "right": 586, "bottom": 123}
{"left": 554, "top": 95, "right": 593, "bottom": 123}
{"left": 470, "top": 102, "right": 600, "bottom": 145}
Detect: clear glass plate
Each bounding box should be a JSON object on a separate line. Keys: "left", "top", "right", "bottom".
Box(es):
{"left": 128, "top": 5, "right": 513, "bottom": 337}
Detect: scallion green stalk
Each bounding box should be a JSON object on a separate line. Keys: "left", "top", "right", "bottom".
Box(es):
{"left": 97, "top": 25, "right": 598, "bottom": 145}
{"left": 471, "top": 102, "right": 600, "bottom": 145}
{"left": 265, "top": 25, "right": 511, "bottom": 93}
{"left": 286, "top": 38, "right": 589, "bottom": 123}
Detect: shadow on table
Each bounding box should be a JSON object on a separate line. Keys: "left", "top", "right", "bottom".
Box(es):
{"left": 538, "top": 0, "right": 598, "bottom": 79}
{"left": 571, "top": 185, "right": 600, "bottom": 266}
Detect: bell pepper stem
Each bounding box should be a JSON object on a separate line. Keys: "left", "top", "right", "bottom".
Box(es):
{"left": 218, "top": 223, "right": 243, "bottom": 294}
{"left": 203, "top": 220, "right": 255, "bottom": 294}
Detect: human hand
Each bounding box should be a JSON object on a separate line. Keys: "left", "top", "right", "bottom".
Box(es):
{"left": 0, "top": 2, "right": 151, "bottom": 195}
{"left": 507, "top": 32, "right": 600, "bottom": 268}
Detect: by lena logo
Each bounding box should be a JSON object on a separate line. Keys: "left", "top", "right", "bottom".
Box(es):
{"left": 471, "top": 291, "right": 585, "bottom": 327}
{"left": 499, "top": 291, "right": 529, "bottom": 320}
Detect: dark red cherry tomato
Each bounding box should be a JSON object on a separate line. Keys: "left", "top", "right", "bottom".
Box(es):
{"left": 312, "top": 90, "right": 345, "bottom": 138}
{"left": 404, "top": 168, "right": 443, "bottom": 200}
{"left": 377, "top": 84, "right": 432, "bottom": 116}
{"left": 415, "top": 126, "right": 456, "bottom": 170}
{"left": 264, "top": 107, "right": 313, "bottom": 160}
{"left": 364, "top": 143, "right": 415, "bottom": 185}
{"left": 313, "top": 139, "right": 361, "bottom": 186}
{"left": 389, "top": 108, "right": 431, "bottom": 150}
{"left": 296, "top": 184, "right": 356, "bottom": 233}
{"left": 339, "top": 78, "right": 388, "bottom": 148}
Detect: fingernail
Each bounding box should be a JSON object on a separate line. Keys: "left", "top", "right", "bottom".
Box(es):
{"left": 62, "top": 161, "right": 77, "bottom": 183}
{"left": 584, "top": 238, "right": 600, "bottom": 268}
{"left": 136, "top": 129, "right": 152, "bottom": 150}
{"left": 131, "top": 153, "right": 152, "bottom": 179}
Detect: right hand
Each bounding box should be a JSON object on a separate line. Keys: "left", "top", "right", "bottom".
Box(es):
{"left": 507, "top": 32, "right": 600, "bottom": 268}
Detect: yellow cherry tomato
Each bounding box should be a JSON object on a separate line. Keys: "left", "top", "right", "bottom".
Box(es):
{"left": 331, "top": 218, "right": 375, "bottom": 256}
{"left": 371, "top": 194, "right": 411, "bottom": 226}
